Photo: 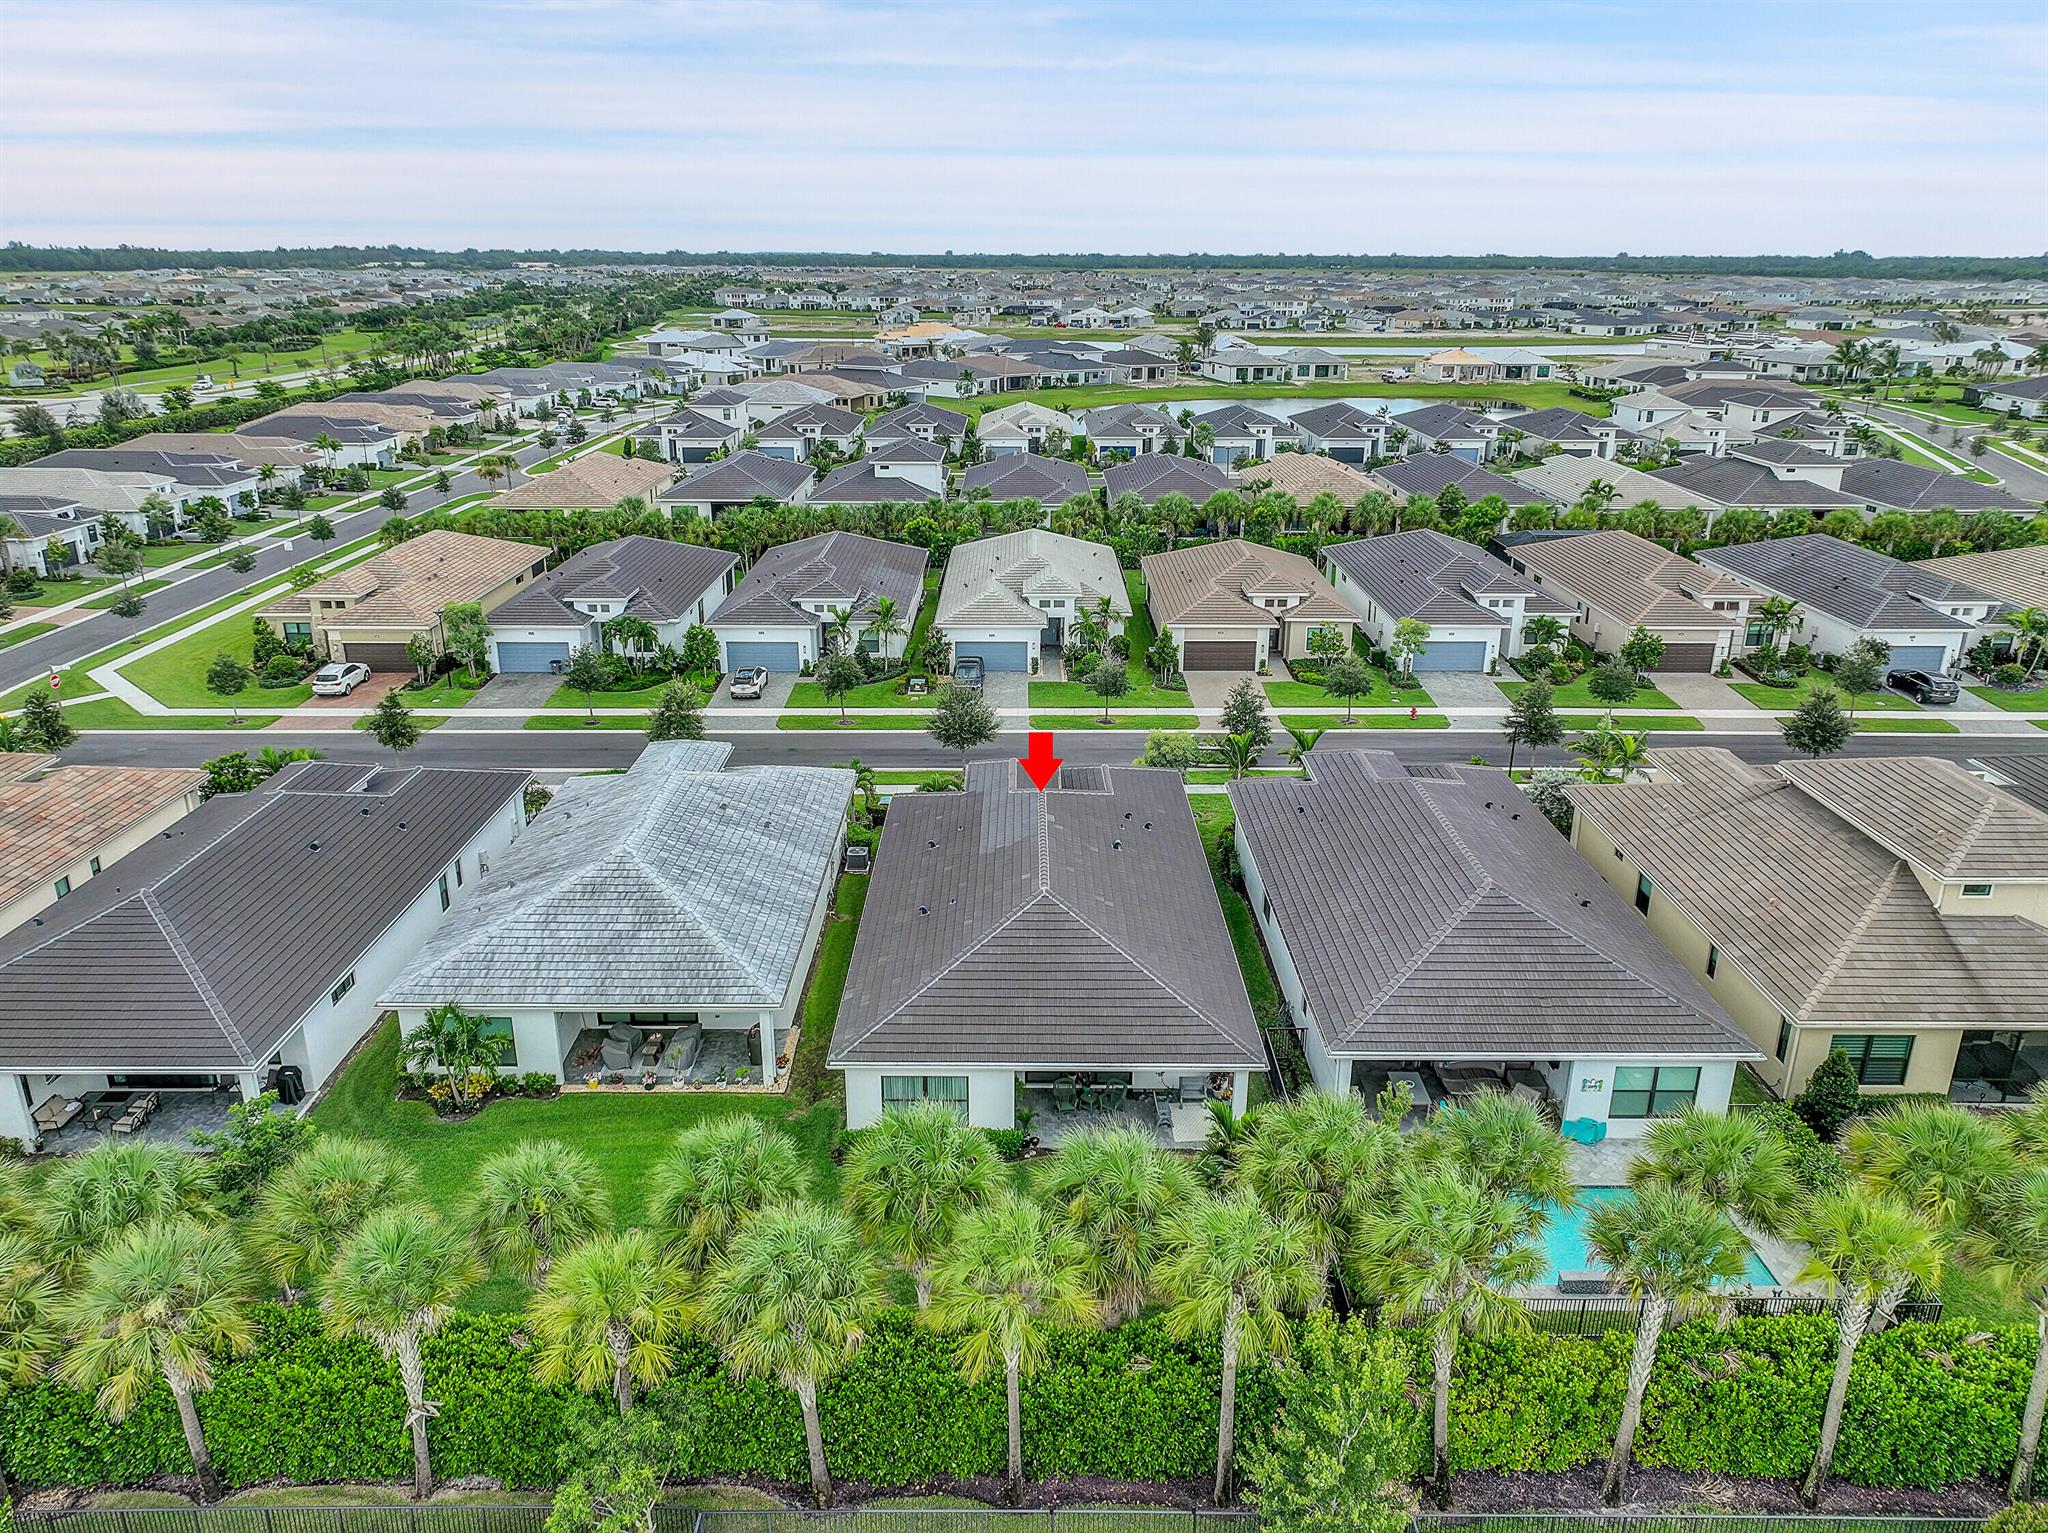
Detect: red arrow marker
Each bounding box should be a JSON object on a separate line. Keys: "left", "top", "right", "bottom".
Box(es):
{"left": 1017, "top": 730, "right": 1062, "bottom": 792}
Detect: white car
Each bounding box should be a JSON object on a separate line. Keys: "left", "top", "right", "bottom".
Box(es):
{"left": 310, "top": 662, "right": 372, "bottom": 697}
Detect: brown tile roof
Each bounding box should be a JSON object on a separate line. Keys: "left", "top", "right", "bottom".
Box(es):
{"left": 490, "top": 454, "right": 673, "bottom": 510}
{"left": 258, "top": 529, "right": 545, "bottom": 630}
{"left": 1232, "top": 454, "right": 1378, "bottom": 503}
{"left": 1508, "top": 529, "right": 1755, "bottom": 630}
{"left": 1914, "top": 546, "right": 2048, "bottom": 610}
{"left": 1774, "top": 756, "right": 2048, "bottom": 881}
{"left": 1565, "top": 749, "right": 2048, "bottom": 1026}
{"left": 0, "top": 760, "right": 206, "bottom": 910}
{"left": 1141, "top": 539, "right": 1354, "bottom": 629}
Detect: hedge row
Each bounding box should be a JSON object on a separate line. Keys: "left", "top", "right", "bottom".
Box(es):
{"left": 0, "top": 1307, "right": 2031, "bottom": 1493}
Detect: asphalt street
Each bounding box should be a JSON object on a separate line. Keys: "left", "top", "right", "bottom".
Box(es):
{"left": 1857, "top": 401, "right": 2048, "bottom": 503}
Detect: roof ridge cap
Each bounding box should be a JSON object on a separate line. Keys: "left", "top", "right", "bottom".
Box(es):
{"left": 1040, "top": 886, "right": 1258, "bottom": 1060}
{"left": 1801, "top": 859, "right": 1911, "bottom": 1012}
{"left": 1337, "top": 881, "right": 1491, "bottom": 1046}
{"left": 143, "top": 887, "right": 252, "bottom": 1060}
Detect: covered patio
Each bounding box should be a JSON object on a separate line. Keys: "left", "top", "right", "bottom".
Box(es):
{"left": 560, "top": 1020, "right": 763, "bottom": 1087}
{"left": 29, "top": 1084, "right": 238, "bottom": 1155}
{"left": 1021, "top": 1074, "right": 1224, "bottom": 1149}
{"left": 1346, "top": 1060, "right": 1554, "bottom": 1127}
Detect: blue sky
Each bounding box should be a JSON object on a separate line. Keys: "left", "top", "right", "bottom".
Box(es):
{"left": 2, "top": 0, "right": 2044, "bottom": 255}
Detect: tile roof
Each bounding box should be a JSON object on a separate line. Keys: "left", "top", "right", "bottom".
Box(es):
{"left": 1323, "top": 529, "right": 1573, "bottom": 628}
{"left": 658, "top": 450, "right": 814, "bottom": 505}
{"left": 830, "top": 764, "right": 1261, "bottom": 1070}
{"left": 1838, "top": 459, "right": 2038, "bottom": 512}
{"left": 711, "top": 530, "right": 927, "bottom": 627}
{"left": 812, "top": 462, "right": 940, "bottom": 504}
{"left": 961, "top": 453, "right": 1092, "bottom": 504}
{"left": 1512, "top": 455, "right": 1699, "bottom": 512}
{"left": 0, "top": 759, "right": 206, "bottom": 912}
{"left": 1773, "top": 756, "right": 2048, "bottom": 881}
{"left": 1232, "top": 453, "right": 1378, "bottom": 503}
{"left": 1975, "top": 754, "right": 2048, "bottom": 817}
{"left": 1101, "top": 454, "right": 1234, "bottom": 504}
{"left": 1648, "top": 459, "right": 1857, "bottom": 509}
{"left": 1231, "top": 750, "right": 1754, "bottom": 1059}
{"left": 1505, "top": 529, "right": 1754, "bottom": 630}
{"left": 490, "top": 454, "right": 675, "bottom": 510}
{"left": 259, "top": 530, "right": 545, "bottom": 629}
{"left": 939, "top": 529, "right": 1129, "bottom": 629}
{"left": 1372, "top": 456, "right": 1549, "bottom": 508}
{"left": 488, "top": 535, "right": 737, "bottom": 627}
{"left": 1914, "top": 545, "right": 2048, "bottom": 609}
{"left": 1565, "top": 749, "right": 2048, "bottom": 1026}
{"left": 383, "top": 742, "right": 851, "bottom": 1010}
{"left": 1698, "top": 534, "right": 1992, "bottom": 632}
{"left": 0, "top": 763, "right": 527, "bottom": 1071}
{"left": 1142, "top": 538, "right": 1355, "bottom": 628}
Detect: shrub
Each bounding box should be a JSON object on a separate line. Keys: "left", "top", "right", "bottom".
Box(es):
{"left": 1548, "top": 660, "right": 1574, "bottom": 685}
{"left": 1792, "top": 1046, "right": 1864, "bottom": 1141}
{"left": 1992, "top": 662, "right": 2033, "bottom": 690}
{"left": 1987, "top": 1504, "right": 2048, "bottom": 1533}
{"left": 1746, "top": 1102, "right": 1846, "bottom": 1190}
{"left": 259, "top": 653, "right": 307, "bottom": 687}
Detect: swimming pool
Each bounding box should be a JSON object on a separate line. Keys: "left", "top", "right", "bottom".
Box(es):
{"left": 1536, "top": 1186, "right": 1778, "bottom": 1286}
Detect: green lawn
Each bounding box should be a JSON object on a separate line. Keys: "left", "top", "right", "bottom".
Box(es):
{"left": 1852, "top": 716, "right": 1958, "bottom": 733}
{"left": 1028, "top": 712, "right": 1200, "bottom": 730}
{"left": 1967, "top": 681, "right": 2048, "bottom": 712}
{"left": 64, "top": 697, "right": 280, "bottom": 730}
{"left": 121, "top": 608, "right": 316, "bottom": 709}
{"left": 1188, "top": 797, "right": 1279, "bottom": 1024}
{"left": 401, "top": 674, "right": 487, "bottom": 709}
{"left": 0, "top": 622, "right": 56, "bottom": 649}
{"left": 1499, "top": 676, "right": 1680, "bottom": 710}
{"left": 777, "top": 712, "right": 942, "bottom": 731}
{"left": 140, "top": 541, "right": 211, "bottom": 567}
{"left": 1561, "top": 712, "right": 1705, "bottom": 732}
{"left": 785, "top": 874, "right": 866, "bottom": 1107}
{"left": 787, "top": 678, "right": 934, "bottom": 710}
{"left": 9, "top": 571, "right": 116, "bottom": 606}
{"left": 81, "top": 579, "right": 170, "bottom": 609}
{"left": 1185, "top": 767, "right": 1303, "bottom": 784}
{"left": 1284, "top": 712, "right": 1451, "bottom": 730}
{"left": 1265, "top": 671, "right": 1432, "bottom": 709}
{"left": 543, "top": 678, "right": 677, "bottom": 708}
{"left": 1028, "top": 568, "right": 1188, "bottom": 708}
{"left": 1729, "top": 674, "right": 1918, "bottom": 712}
{"left": 524, "top": 713, "right": 651, "bottom": 730}
{"left": 870, "top": 770, "right": 964, "bottom": 789}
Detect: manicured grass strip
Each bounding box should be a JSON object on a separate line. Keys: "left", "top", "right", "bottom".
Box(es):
{"left": 1967, "top": 683, "right": 2048, "bottom": 712}
{"left": 353, "top": 712, "right": 452, "bottom": 733}
{"left": 65, "top": 697, "right": 281, "bottom": 730}
{"left": 787, "top": 679, "right": 934, "bottom": 709}
{"left": 0, "top": 622, "right": 56, "bottom": 650}
{"left": 1560, "top": 712, "right": 1706, "bottom": 732}
{"left": 1285, "top": 712, "right": 1450, "bottom": 730}
{"left": 122, "top": 609, "right": 314, "bottom": 709}
{"left": 1185, "top": 767, "right": 1304, "bottom": 784}
{"left": 80, "top": 579, "right": 170, "bottom": 609}
{"left": 870, "top": 770, "right": 964, "bottom": 788}
{"left": 1265, "top": 673, "right": 1432, "bottom": 708}
{"left": 1027, "top": 713, "right": 1200, "bottom": 730}
{"left": 523, "top": 713, "right": 651, "bottom": 730}
{"left": 1188, "top": 797, "right": 1280, "bottom": 1024}
{"left": 785, "top": 873, "right": 866, "bottom": 1107}
{"left": 1499, "top": 677, "right": 1680, "bottom": 710}
{"left": 1729, "top": 677, "right": 1917, "bottom": 711}
{"left": 1852, "top": 716, "right": 1958, "bottom": 733}
{"left": 777, "top": 712, "right": 941, "bottom": 730}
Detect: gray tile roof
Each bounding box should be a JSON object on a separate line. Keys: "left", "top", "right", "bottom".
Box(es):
{"left": 488, "top": 536, "right": 737, "bottom": 628}
{"left": 1974, "top": 754, "right": 2048, "bottom": 817}
{"left": 383, "top": 742, "right": 851, "bottom": 1010}
{"left": 0, "top": 764, "right": 527, "bottom": 1071}
{"left": 1373, "top": 456, "right": 1548, "bottom": 507}
{"left": 1231, "top": 749, "right": 1754, "bottom": 1059}
{"left": 811, "top": 462, "right": 939, "bottom": 504}
{"left": 1322, "top": 529, "right": 1573, "bottom": 628}
{"left": 1838, "top": 459, "right": 2037, "bottom": 512}
{"left": 961, "top": 453, "right": 1092, "bottom": 504}
{"left": 1565, "top": 749, "right": 2048, "bottom": 1026}
{"left": 658, "top": 450, "right": 813, "bottom": 506}
{"left": 1773, "top": 755, "right": 2048, "bottom": 881}
{"left": 1101, "top": 454, "right": 1234, "bottom": 504}
{"left": 1392, "top": 403, "right": 1492, "bottom": 439}
{"left": 939, "top": 529, "right": 1129, "bottom": 629}
{"left": 830, "top": 764, "right": 1261, "bottom": 1070}
{"left": 1697, "top": 534, "right": 1990, "bottom": 633}
{"left": 1647, "top": 458, "right": 1856, "bottom": 509}
{"left": 711, "top": 530, "right": 927, "bottom": 627}
{"left": 1291, "top": 402, "right": 1386, "bottom": 437}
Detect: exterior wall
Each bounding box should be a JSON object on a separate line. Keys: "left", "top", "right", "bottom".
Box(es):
{"left": 713, "top": 622, "right": 818, "bottom": 670}
{"left": 1550, "top": 1058, "right": 1736, "bottom": 1138}
{"left": 1785, "top": 606, "right": 1965, "bottom": 668}
{"left": 0, "top": 786, "right": 205, "bottom": 937}
{"left": 843, "top": 1067, "right": 1017, "bottom": 1130}
{"left": 1281, "top": 616, "right": 1354, "bottom": 660}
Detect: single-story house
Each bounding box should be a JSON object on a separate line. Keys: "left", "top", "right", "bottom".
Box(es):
{"left": 383, "top": 741, "right": 850, "bottom": 1089}
{"left": 1100, "top": 454, "right": 1235, "bottom": 507}
{"left": 936, "top": 528, "right": 1128, "bottom": 672}
{"left": 753, "top": 403, "right": 865, "bottom": 461}
{"left": 961, "top": 452, "right": 1092, "bottom": 507}
{"left": 812, "top": 457, "right": 944, "bottom": 504}
{"left": 1289, "top": 402, "right": 1390, "bottom": 463}
{"left": 1566, "top": 752, "right": 2048, "bottom": 1105}
{"left": 1916, "top": 545, "right": 2048, "bottom": 623}
{"left": 0, "top": 494, "right": 100, "bottom": 573}
{"left": 867, "top": 401, "right": 969, "bottom": 450}
{"left": 1697, "top": 534, "right": 1999, "bottom": 672}
{"left": 1234, "top": 749, "right": 1756, "bottom": 1135}
{"left": 0, "top": 753, "right": 206, "bottom": 938}
{"left": 1321, "top": 528, "right": 1575, "bottom": 671}
{"left": 1078, "top": 403, "right": 1179, "bottom": 460}
{"left": 1141, "top": 538, "right": 1358, "bottom": 670}
{"left": 656, "top": 451, "right": 815, "bottom": 521}
{"left": 0, "top": 761, "right": 528, "bottom": 1151}
{"left": 1193, "top": 404, "right": 1292, "bottom": 466}
{"left": 1497, "top": 529, "right": 1757, "bottom": 671}
{"left": 1837, "top": 459, "right": 2040, "bottom": 514}
{"left": 830, "top": 761, "right": 1263, "bottom": 1133}
{"left": 489, "top": 454, "right": 675, "bottom": 512}
{"left": 1370, "top": 455, "right": 1552, "bottom": 513}
{"left": 654, "top": 409, "right": 746, "bottom": 463}
{"left": 1972, "top": 375, "right": 2048, "bottom": 419}
{"left": 980, "top": 402, "right": 1084, "bottom": 457}
{"left": 1232, "top": 452, "right": 1378, "bottom": 508}
{"left": 709, "top": 529, "right": 928, "bottom": 673}
{"left": 1511, "top": 455, "right": 1701, "bottom": 513}
{"left": 1390, "top": 403, "right": 1497, "bottom": 461}
{"left": 1494, "top": 407, "right": 1633, "bottom": 460}
{"left": 485, "top": 536, "right": 738, "bottom": 674}
{"left": 256, "top": 529, "right": 549, "bottom": 672}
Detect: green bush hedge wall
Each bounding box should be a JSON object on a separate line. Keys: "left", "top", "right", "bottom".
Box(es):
{"left": 0, "top": 1307, "right": 2031, "bottom": 1493}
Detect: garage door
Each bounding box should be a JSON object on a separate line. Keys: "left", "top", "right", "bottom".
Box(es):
{"left": 342, "top": 642, "right": 416, "bottom": 673}
{"left": 1885, "top": 645, "right": 1949, "bottom": 673}
{"left": 1182, "top": 640, "right": 1258, "bottom": 671}
{"left": 726, "top": 641, "right": 801, "bottom": 673}
{"left": 1655, "top": 642, "right": 1718, "bottom": 673}
{"left": 496, "top": 641, "right": 571, "bottom": 674}
{"left": 1410, "top": 640, "right": 1490, "bottom": 672}
{"left": 1329, "top": 445, "right": 1367, "bottom": 463}
{"left": 954, "top": 640, "right": 1030, "bottom": 672}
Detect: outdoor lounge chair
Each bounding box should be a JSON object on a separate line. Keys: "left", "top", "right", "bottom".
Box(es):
{"left": 1103, "top": 1082, "right": 1128, "bottom": 1111}
{"left": 1178, "top": 1075, "right": 1207, "bottom": 1104}
{"left": 1052, "top": 1079, "right": 1078, "bottom": 1113}
{"left": 1154, "top": 1094, "right": 1173, "bottom": 1132}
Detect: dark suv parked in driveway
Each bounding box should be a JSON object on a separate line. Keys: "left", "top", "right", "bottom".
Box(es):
{"left": 1887, "top": 669, "right": 1959, "bottom": 704}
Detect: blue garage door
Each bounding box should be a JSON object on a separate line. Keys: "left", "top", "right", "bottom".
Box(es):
{"left": 954, "top": 640, "right": 1030, "bottom": 672}
{"left": 1886, "top": 645, "right": 1949, "bottom": 674}
{"left": 1409, "top": 640, "right": 1490, "bottom": 672}
{"left": 1450, "top": 445, "right": 1483, "bottom": 462}
{"left": 496, "top": 641, "right": 572, "bottom": 673}
{"left": 755, "top": 445, "right": 798, "bottom": 460}
{"left": 1329, "top": 445, "right": 1368, "bottom": 463}
{"left": 726, "top": 641, "right": 801, "bottom": 672}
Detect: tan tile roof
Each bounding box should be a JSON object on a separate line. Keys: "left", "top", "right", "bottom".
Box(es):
{"left": 0, "top": 761, "right": 206, "bottom": 909}
{"left": 1509, "top": 529, "right": 1754, "bottom": 630}
{"left": 1914, "top": 546, "right": 2048, "bottom": 610}
{"left": 1233, "top": 454, "right": 1378, "bottom": 503}
{"left": 255, "top": 401, "right": 439, "bottom": 434}
{"left": 1774, "top": 756, "right": 2048, "bottom": 881}
{"left": 259, "top": 529, "right": 544, "bottom": 629}
{"left": 490, "top": 454, "right": 672, "bottom": 510}
{"left": 1565, "top": 748, "right": 2048, "bottom": 1026}
{"left": 1142, "top": 539, "right": 1355, "bottom": 629}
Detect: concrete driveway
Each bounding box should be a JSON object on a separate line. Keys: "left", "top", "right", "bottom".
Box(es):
{"left": 467, "top": 673, "right": 563, "bottom": 710}
{"left": 1418, "top": 671, "right": 1509, "bottom": 711}
{"left": 300, "top": 671, "right": 407, "bottom": 711}
{"left": 716, "top": 670, "right": 796, "bottom": 712}
{"left": 1653, "top": 672, "right": 1756, "bottom": 711}
{"left": 1184, "top": 671, "right": 1255, "bottom": 712}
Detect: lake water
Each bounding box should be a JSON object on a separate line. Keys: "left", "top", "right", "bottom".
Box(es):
{"left": 1130, "top": 396, "right": 1439, "bottom": 420}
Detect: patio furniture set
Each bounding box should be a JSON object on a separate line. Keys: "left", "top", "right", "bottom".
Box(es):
{"left": 1047, "top": 1074, "right": 1217, "bottom": 1133}
{"left": 568, "top": 1022, "right": 763, "bottom": 1088}
{"left": 31, "top": 1089, "right": 162, "bottom": 1139}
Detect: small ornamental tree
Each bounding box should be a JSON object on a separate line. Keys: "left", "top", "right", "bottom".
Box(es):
{"left": 18, "top": 688, "right": 76, "bottom": 751}
{"left": 1306, "top": 625, "right": 1346, "bottom": 664}
{"left": 647, "top": 682, "right": 706, "bottom": 742}
{"left": 1782, "top": 684, "right": 1853, "bottom": 758}
{"left": 679, "top": 623, "right": 720, "bottom": 679}
{"left": 368, "top": 689, "right": 421, "bottom": 761}
{"left": 1147, "top": 627, "right": 1180, "bottom": 680}
{"left": 1832, "top": 649, "right": 1885, "bottom": 718}
{"left": 927, "top": 683, "right": 997, "bottom": 770}
{"left": 815, "top": 652, "right": 866, "bottom": 723}
{"left": 307, "top": 515, "right": 336, "bottom": 543}
{"left": 400, "top": 1002, "right": 502, "bottom": 1112}
{"left": 1618, "top": 624, "right": 1666, "bottom": 675}
{"left": 442, "top": 603, "right": 492, "bottom": 679}
{"left": 1087, "top": 658, "right": 1130, "bottom": 721}
{"left": 1793, "top": 1047, "right": 1865, "bottom": 1142}
{"left": 205, "top": 651, "right": 251, "bottom": 724}
{"left": 1220, "top": 676, "right": 1272, "bottom": 750}
{"left": 379, "top": 486, "right": 409, "bottom": 513}
{"left": 1389, "top": 616, "right": 1431, "bottom": 673}
{"left": 1586, "top": 658, "right": 1640, "bottom": 719}
{"left": 1138, "top": 731, "right": 1203, "bottom": 775}
{"left": 1502, "top": 677, "right": 1564, "bottom": 774}
{"left": 564, "top": 645, "right": 611, "bottom": 723}
{"left": 227, "top": 549, "right": 257, "bottom": 575}
{"left": 1321, "top": 653, "right": 1375, "bottom": 723}
{"left": 200, "top": 751, "right": 264, "bottom": 799}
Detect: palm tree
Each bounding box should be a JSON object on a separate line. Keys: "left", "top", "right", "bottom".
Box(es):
{"left": 40, "top": 1139, "right": 213, "bottom": 1258}
{"left": 1418, "top": 1088, "right": 1573, "bottom": 1217}
{"left": 312, "top": 433, "right": 343, "bottom": 470}
{"left": 2001, "top": 1084, "right": 2048, "bottom": 1165}
{"left": 247, "top": 1136, "right": 421, "bottom": 1298}
{"left": 1793, "top": 1187, "right": 1942, "bottom": 1508}
{"left": 1843, "top": 1099, "right": 2012, "bottom": 1231}
{"left": 1628, "top": 1104, "right": 1801, "bottom": 1237}
{"left": 926, "top": 1192, "right": 1096, "bottom": 1501}
{"left": 1976, "top": 1166, "right": 2048, "bottom": 1498}
{"left": 826, "top": 605, "right": 857, "bottom": 655}
{"left": 1153, "top": 1192, "right": 1320, "bottom": 1503}
{"left": 840, "top": 1101, "right": 1001, "bottom": 1308}
{"left": 0, "top": 1232, "right": 60, "bottom": 1499}
{"left": 864, "top": 594, "right": 907, "bottom": 659}
{"left": 464, "top": 1139, "right": 612, "bottom": 1284}
{"left": 1586, "top": 1184, "right": 1750, "bottom": 1504}
{"left": 644, "top": 1116, "right": 813, "bottom": 1274}
{"left": 56, "top": 1219, "right": 257, "bottom": 1502}
{"left": 1035, "top": 1123, "right": 1198, "bottom": 1323}
{"left": 530, "top": 1229, "right": 689, "bottom": 1413}
{"left": 1751, "top": 594, "right": 1801, "bottom": 660}
{"left": 320, "top": 1206, "right": 481, "bottom": 1499}
{"left": 1282, "top": 723, "right": 1326, "bottom": 767}
{"left": 1231, "top": 1089, "right": 1397, "bottom": 1306}
{"left": 1999, "top": 604, "right": 2048, "bottom": 672}
{"left": 695, "top": 1202, "right": 885, "bottom": 1508}
{"left": 1353, "top": 1164, "right": 1543, "bottom": 1508}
